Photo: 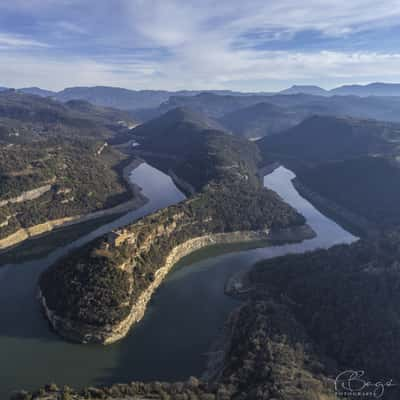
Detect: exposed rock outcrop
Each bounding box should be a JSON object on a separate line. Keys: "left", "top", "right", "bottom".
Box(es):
{"left": 0, "top": 160, "right": 147, "bottom": 251}
{"left": 0, "top": 183, "right": 53, "bottom": 207}
{"left": 39, "top": 230, "right": 270, "bottom": 344}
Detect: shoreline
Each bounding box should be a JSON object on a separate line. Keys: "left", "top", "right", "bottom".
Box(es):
{"left": 207, "top": 226, "right": 317, "bottom": 382}
{"left": 292, "top": 177, "right": 377, "bottom": 238}
{"left": 202, "top": 301, "right": 244, "bottom": 383}
{"left": 39, "top": 224, "right": 315, "bottom": 345}
{"left": 258, "top": 162, "right": 281, "bottom": 182}
{"left": 0, "top": 159, "right": 149, "bottom": 253}
{"left": 223, "top": 225, "right": 316, "bottom": 299}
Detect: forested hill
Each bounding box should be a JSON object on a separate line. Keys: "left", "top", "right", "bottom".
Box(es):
{"left": 296, "top": 156, "right": 400, "bottom": 229}
{"left": 27, "top": 86, "right": 257, "bottom": 110}
{"left": 257, "top": 115, "right": 399, "bottom": 166}
{"left": 133, "top": 107, "right": 261, "bottom": 190}
{"left": 0, "top": 91, "right": 140, "bottom": 247}
{"left": 0, "top": 90, "right": 136, "bottom": 143}
{"left": 136, "top": 91, "right": 400, "bottom": 127}
{"left": 132, "top": 106, "right": 225, "bottom": 138}
{"left": 242, "top": 231, "right": 400, "bottom": 398}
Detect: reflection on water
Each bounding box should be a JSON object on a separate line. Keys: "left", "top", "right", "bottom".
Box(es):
{"left": 0, "top": 166, "right": 356, "bottom": 397}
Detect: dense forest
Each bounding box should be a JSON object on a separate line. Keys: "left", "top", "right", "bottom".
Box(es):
{"left": 296, "top": 156, "right": 400, "bottom": 229}
{"left": 257, "top": 115, "right": 400, "bottom": 166}
{"left": 243, "top": 231, "right": 400, "bottom": 398}
{"left": 0, "top": 89, "right": 136, "bottom": 142}
{"left": 0, "top": 138, "right": 131, "bottom": 240}
{"left": 0, "top": 91, "right": 138, "bottom": 242}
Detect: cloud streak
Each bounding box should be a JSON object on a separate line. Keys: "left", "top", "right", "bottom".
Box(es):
{"left": 1, "top": 1, "right": 400, "bottom": 90}
{"left": 0, "top": 33, "right": 49, "bottom": 48}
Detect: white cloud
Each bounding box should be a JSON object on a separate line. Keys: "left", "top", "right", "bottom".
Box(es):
{"left": 0, "top": 53, "right": 159, "bottom": 90}
{"left": 151, "top": 50, "right": 400, "bottom": 90}
{"left": 3, "top": 1, "right": 400, "bottom": 90}
{"left": 2, "top": 50, "right": 400, "bottom": 91}
{"left": 103, "top": 0, "right": 400, "bottom": 90}
{"left": 125, "top": 0, "right": 400, "bottom": 45}
{"left": 0, "top": 33, "right": 49, "bottom": 48}
{"left": 225, "top": 0, "right": 400, "bottom": 37}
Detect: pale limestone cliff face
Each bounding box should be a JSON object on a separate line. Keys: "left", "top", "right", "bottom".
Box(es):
{"left": 0, "top": 195, "right": 147, "bottom": 251}
{"left": 0, "top": 183, "right": 52, "bottom": 207}
{"left": 0, "top": 214, "right": 13, "bottom": 228}
{"left": 0, "top": 160, "right": 147, "bottom": 251}
{"left": 40, "top": 226, "right": 315, "bottom": 345}
{"left": 0, "top": 216, "right": 78, "bottom": 250}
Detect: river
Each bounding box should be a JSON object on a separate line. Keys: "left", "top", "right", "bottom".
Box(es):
{"left": 0, "top": 165, "right": 356, "bottom": 397}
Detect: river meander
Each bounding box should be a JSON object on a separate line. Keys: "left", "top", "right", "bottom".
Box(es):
{"left": 0, "top": 165, "right": 356, "bottom": 397}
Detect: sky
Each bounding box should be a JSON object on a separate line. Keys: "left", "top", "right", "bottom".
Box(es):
{"left": 2, "top": 0, "right": 400, "bottom": 91}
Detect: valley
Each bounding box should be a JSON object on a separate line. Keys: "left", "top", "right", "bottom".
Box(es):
{"left": 4, "top": 3, "right": 400, "bottom": 399}
{"left": 1, "top": 84, "right": 399, "bottom": 400}
{"left": 1, "top": 165, "right": 355, "bottom": 399}
{"left": 37, "top": 109, "right": 307, "bottom": 346}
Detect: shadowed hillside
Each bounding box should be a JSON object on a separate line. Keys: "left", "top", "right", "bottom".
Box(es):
{"left": 132, "top": 107, "right": 260, "bottom": 190}
{"left": 244, "top": 231, "right": 400, "bottom": 399}
{"left": 258, "top": 115, "right": 400, "bottom": 166}
{"left": 219, "top": 102, "right": 307, "bottom": 139}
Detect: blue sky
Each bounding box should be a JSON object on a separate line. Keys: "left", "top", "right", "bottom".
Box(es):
{"left": 1, "top": 0, "right": 400, "bottom": 91}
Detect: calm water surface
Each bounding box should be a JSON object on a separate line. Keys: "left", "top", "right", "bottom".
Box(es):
{"left": 0, "top": 166, "right": 356, "bottom": 397}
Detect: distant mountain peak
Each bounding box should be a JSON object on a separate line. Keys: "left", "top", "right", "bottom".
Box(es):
{"left": 280, "top": 85, "right": 329, "bottom": 96}
{"left": 18, "top": 87, "right": 55, "bottom": 97}
{"left": 331, "top": 82, "right": 400, "bottom": 97}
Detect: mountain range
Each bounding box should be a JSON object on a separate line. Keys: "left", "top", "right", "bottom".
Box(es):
{"left": 0, "top": 86, "right": 269, "bottom": 110}
{"left": 0, "top": 90, "right": 136, "bottom": 143}
{"left": 218, "top": 101, "right": 308, "bottom": 139}
{"left": 280, "top": 82, "right": 400, "bottom": 97}
{"left": 2, "top": 82, "right": 400, "bottom": 113}
{"left": 132, "top": 91, "right": 400, "bottom": 139}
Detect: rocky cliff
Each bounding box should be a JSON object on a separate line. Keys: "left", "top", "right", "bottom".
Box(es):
{"left": 0, "top": 183, "right": 53, "bottom": 207}
{"left": 0, "top": 159, "right": 147, "bottom": 252}
{"left": 39, "top": 230, "right": 272, "bottom": 344}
